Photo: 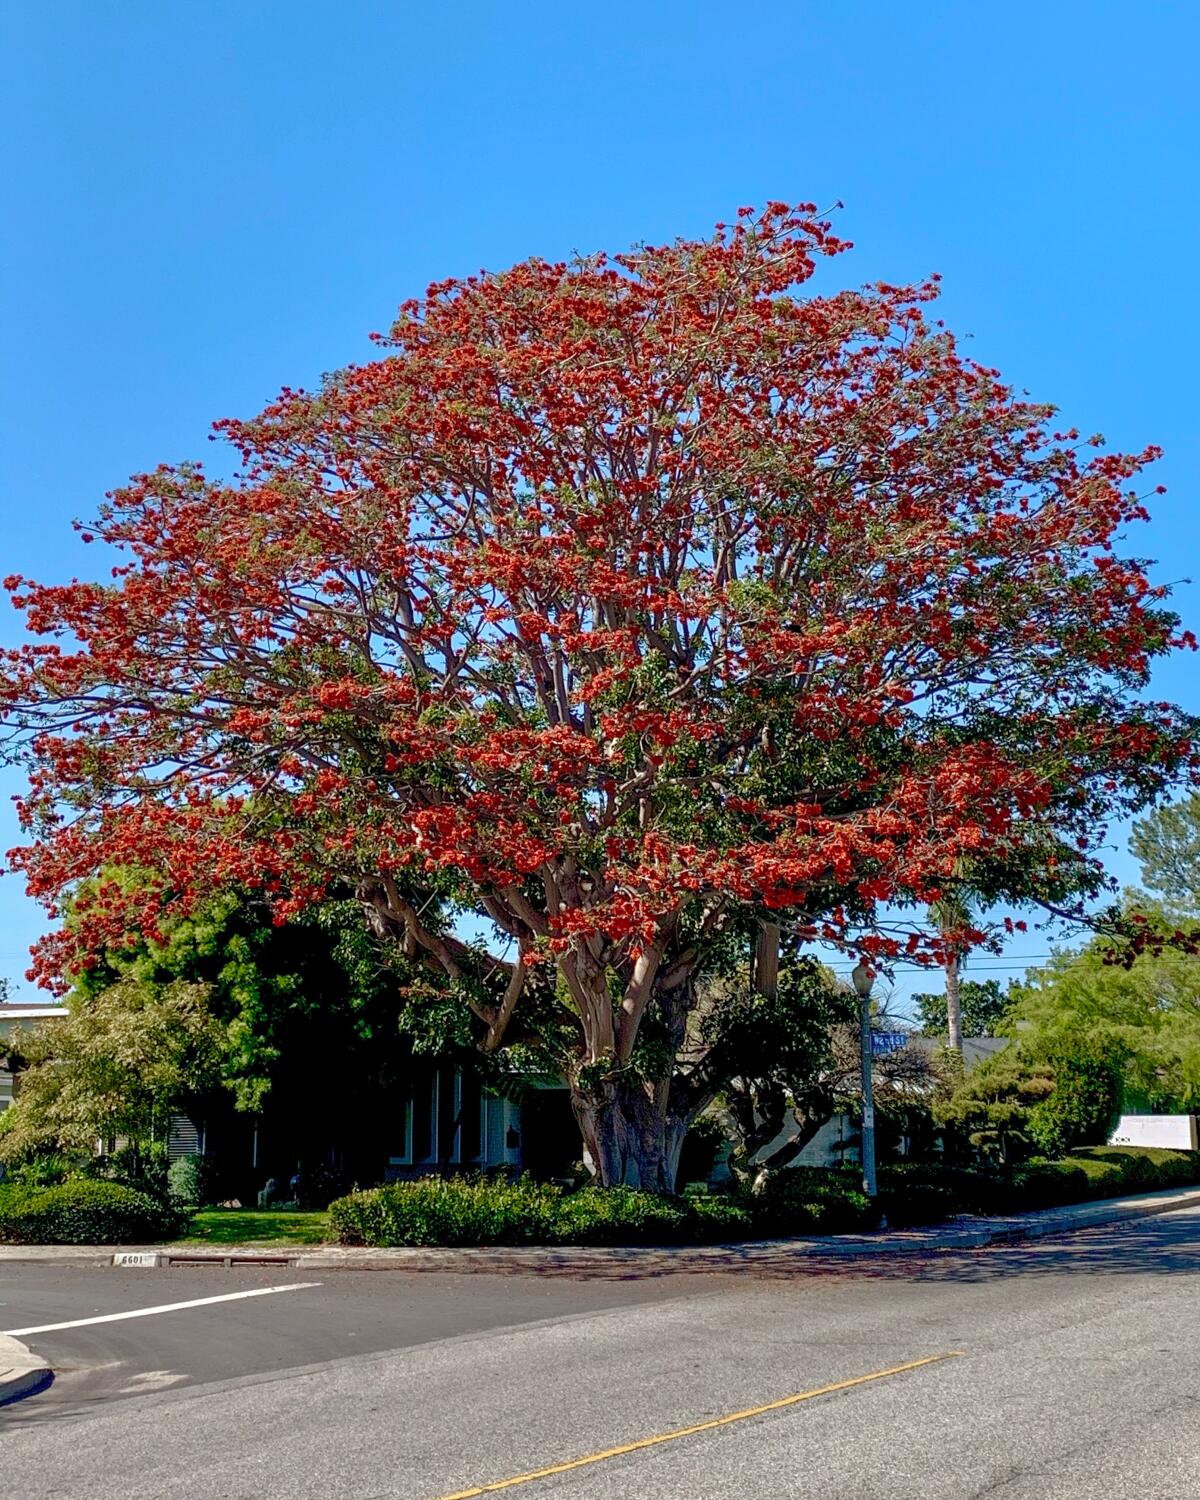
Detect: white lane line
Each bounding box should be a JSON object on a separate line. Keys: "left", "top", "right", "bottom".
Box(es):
{"left": 2, "top": 1282, "right": 322, "bottom": 1336}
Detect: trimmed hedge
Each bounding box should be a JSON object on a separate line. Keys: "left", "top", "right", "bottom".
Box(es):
{"left": 329, "top": 1177, "right": 709, "bottom": 1249}
{"left": 749, "top": 1166, "right": 872, "bottom": 1236}
{"left": 330, "top": 1175, "right": 562, "bottom": 1248}
{"left": 0, "top": 1178, "right": 181, "bottom": 1245}
{"left": 330, "top": 1170, "right": 866, "bottom": 1248}
{"left": 326, "top": 1146, "right": 1200, "bottom": 1250}
{"left": 867, "top": 1148, "right": 1200, "bottom": 1225}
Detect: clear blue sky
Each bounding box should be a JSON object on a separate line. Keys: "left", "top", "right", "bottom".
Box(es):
{"left": 1, "top": 2, "right": 1197, "bottom": 1006}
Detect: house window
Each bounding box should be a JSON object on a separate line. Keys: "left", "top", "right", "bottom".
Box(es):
{"left": 459, "top": 1077, "right": 483, "bottom": 1164}
{"left": 437, "top": 1067, "right": 459, "bottom": 1164}
{"left": 390, "top": 1072, "right": 487, "bottom": 1169}
{"left": 411, "top": 1072, "right": 437, "bottom": 1164}
{"left": 388, "top": 1098, "right": 413, "bottom": 1167}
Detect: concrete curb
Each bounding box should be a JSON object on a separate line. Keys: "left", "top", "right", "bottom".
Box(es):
{"left": 0, "top": 1333, "right": 52, "bottom": 1408}
{"left": 1, "top": 1183, "right": 1198, "bottom": 1275}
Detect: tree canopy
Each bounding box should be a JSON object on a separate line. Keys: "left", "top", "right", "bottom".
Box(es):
{"left": 1131, "top": 792, "right": 1200, "bottom": 917}
{"left": 913, "top": 977, "right": 1012, "bottom": 1039}
{"left": 0, "top": 883, "right": 422, "bottom": 1166}
{"left": 0, "top": 974, "right": 222, "bottom": 1160}
{"left": 1004, "top": 924, "right": 1200, "bottom": 1114}
{"left": 2, "top": 204, "right": 1195, "bottom": 1188}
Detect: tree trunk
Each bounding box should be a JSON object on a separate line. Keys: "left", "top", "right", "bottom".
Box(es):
{"left": 754, "top": 922, "right": 780, "bottom": 1000}
{"left": 570, "top": 1073, "right": 692, "bottom": 1194}
{"left": 945, "top": 955, "right": 963, "bottom": 1054}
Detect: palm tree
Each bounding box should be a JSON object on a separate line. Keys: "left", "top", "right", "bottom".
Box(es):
{"left": 930, "top": 881, "right": 973, "bottom": 1055}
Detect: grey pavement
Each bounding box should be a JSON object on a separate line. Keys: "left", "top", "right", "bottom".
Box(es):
{"left": 4, "top": 1181, "right": 1198, "bottom": 1275}
{"left": 0, "top": 1331, "right": 51, "bottom": 1407}
{"left": 2, "top": 1204, "right": 1200, "bottom": 1497}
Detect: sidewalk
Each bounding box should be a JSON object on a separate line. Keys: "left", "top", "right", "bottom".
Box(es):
{"left": 0, "top": 1333, "right": 52, "bottom": 1407}
{"left": 2, "top": 1183, "right": 1199, "bottom": 1274}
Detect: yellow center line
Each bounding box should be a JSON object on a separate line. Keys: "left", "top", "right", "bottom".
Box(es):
{"left": 433, "top": 1351, "right": 962, "bottom": 1499}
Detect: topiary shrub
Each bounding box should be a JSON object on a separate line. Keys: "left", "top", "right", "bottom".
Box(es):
{"left": 1027, "top": 1042, "right": 1124, "bottom": 1157}
{"left": 0, "top": 1178, "right": 181, "bottom": 1244}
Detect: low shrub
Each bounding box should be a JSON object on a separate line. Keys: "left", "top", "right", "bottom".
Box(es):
{"left": 167, "top": 1153, "right": 215, "bottom": 1211}
{"left": 551, "top": 1185, "right": 690, "bottom": 1245}
{"left": 747, "top": 1167, "right": 872, "bottom": 1236}
{"left": 96, "top": 1141, "right": 171, "bottom": 1203}
{"left": 292, "top": 1163, "right": 351, "bottom": 1212}
{"left": 870, "top": 1149, "right": 1200, "bottom": 1223}
{"left": 331, "top": 1174, "right": 755, "bottom": 1249}
{"left": 1059, "top": 1146, "right": 1199, "bottom": 1199}
{"left": 327, "top": 1148, "right": 1200, "bottom": 1249}
{"left": 875, "top": 1162, "right": 1009, "bottom": 1222}
{"left": 685, "top": 1195, "right": 756, "bottom": 1241}
{"left": 1005, "top": 1160, "right": 1092, "bottom": 1210}
{"left": 0, "top": 1182, "right": 32, "bottom": 1219}
{"left": 330, "top": 1175, "right": 562, "bottom": 1248}
{"left": 0, "top": 1151, "right": 78, "bottom": 1191}
{"left": 875, "top": 1178, "right": 961, "bottom": 1229}
{"left": 0, "top": 1178, "right": 181, "bottom": 1245}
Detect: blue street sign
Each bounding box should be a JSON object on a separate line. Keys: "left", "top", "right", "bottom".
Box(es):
{"left": 871, "top": 1031, "right": 910, "bottom": 1057}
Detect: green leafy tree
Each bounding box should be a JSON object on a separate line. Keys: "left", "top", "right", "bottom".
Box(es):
{"left": 1026, "top": 1039, "right": 1124, "bottom": 1157}
{"left": 0, "top": 976, "right": 223, "bottom": 1161}
{"left": 1005, "top": 931, "right": 1200, "bottom": 1113}
{"left": 698, "top": 953, "right": 938, "bottom": 1181}
{"left": 695, "top": 958, "right": 853, "bottom": 1180}
{"left": 914, "top": 978, "right": 1012, "bottom": 1039}
{"left": 0, "top": 882, "right": 443, "bottom": 1178}
{"left": 1131, "top": 794, "right": 1200, "bottom": 916}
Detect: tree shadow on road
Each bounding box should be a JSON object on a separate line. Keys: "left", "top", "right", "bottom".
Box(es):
{"left": 405, "top": 1214, "right": 1200, "bottom": 1286}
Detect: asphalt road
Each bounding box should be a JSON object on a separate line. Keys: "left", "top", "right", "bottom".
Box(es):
{"left": 3, "top": 1206, "right": 1200, "bottom": 1499}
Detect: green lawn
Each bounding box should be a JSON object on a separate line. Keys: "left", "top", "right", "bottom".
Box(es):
{"left": 181, "top": 1210, "right": 332, "bottom": 1246}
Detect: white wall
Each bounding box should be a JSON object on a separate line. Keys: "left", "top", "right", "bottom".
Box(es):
{"left": 1109, "top": 1115, "right": 1199, "bottom": 1151}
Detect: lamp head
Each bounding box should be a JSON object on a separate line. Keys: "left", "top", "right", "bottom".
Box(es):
{"left": 851, "top": 961, "right": 875, "bottom": 1000}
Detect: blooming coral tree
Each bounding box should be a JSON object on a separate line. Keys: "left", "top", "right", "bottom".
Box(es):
{"left": 2, "top": 204, "right": 1195, "bottom": 1188}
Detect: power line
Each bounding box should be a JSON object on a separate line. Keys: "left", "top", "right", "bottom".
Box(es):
{"left": 823, "top": 955, "right": 1055, "bottom": 972}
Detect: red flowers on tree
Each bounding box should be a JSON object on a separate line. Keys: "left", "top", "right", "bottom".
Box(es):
{"left": 2, "top": 204, "right": 1195, "bottom": 1187}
